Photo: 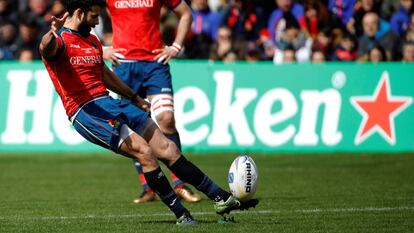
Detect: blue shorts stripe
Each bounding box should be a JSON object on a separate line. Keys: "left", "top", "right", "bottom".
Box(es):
{"left": 74, "top": 118, "right": 111, "bottom": 149}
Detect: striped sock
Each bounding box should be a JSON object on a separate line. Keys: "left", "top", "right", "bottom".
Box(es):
{"left": 171, "top": 173, "right": 184, "bottom": 189}
{"left": 134, "top": 161, "right": 151, "bottom": 192}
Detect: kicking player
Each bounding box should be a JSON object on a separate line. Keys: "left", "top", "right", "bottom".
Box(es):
{"left": 104, "top": 0, "right": 201, "bottom": 204}
{"left": 39, "top": 0, "right": 257, "bottom": 225}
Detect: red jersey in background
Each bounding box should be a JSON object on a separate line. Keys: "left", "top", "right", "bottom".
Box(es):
{"left": 107, "top": 0, "right": 181, "bottom": 60}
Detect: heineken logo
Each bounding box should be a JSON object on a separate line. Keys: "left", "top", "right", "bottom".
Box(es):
{"left": 0, "top": 64, "right": 413, "bottom": 152}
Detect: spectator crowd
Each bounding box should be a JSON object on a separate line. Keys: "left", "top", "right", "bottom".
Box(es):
{"left": 1, "top": 0, "right": 414, "bottom": 63}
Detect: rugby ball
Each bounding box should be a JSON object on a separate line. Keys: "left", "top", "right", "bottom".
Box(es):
{"left": 228, "top": 155, "right": 258, "bottom": 201}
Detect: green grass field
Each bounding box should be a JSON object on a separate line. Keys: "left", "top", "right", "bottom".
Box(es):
{"left": 0, "top": 153, "right": 413, "bottom": 232}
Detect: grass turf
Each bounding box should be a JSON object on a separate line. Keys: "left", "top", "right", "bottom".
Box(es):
{"left": 0, "top": 153, "right": 413, "bottom": 232}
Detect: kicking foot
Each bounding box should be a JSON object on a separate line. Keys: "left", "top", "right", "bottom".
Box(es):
{"left": 214, "top": 196, "right": 259, "bottom": 215}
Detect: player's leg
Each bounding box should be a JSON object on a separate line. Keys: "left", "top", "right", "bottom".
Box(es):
{"left": 148, "top": 93, "right": 201, "bottom": 203}
{"left": 119, "top": 131, "right": 196, "bottom": 223}
{"left": 121, "top": 128, "right": 197, "bottom": 224}
{"left": 72, "top": 97, "right": 197, "bottom": 224}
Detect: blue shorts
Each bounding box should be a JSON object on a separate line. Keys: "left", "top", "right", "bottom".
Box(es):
{"left": 71, "top": 95, "right": 151, "bottom": 152}
{"left": 113, "top": 60, "right": 173, "bottom": 98}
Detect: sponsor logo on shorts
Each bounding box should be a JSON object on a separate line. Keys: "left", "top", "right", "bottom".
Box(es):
{"left": 107, "top": 119, "right": 120, "bottom": 128}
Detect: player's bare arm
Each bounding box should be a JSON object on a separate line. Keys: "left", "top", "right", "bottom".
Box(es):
{"left": 171, "top": 1, "right": 192, "bottom": 52}
{"left": 101, "top": 7, "right": 126, "bottom": 66}
{"left": 152, "top": 1, "right": 192, "bottom": 64}
{"left": 102, "top": 65, "right": 150, "bottom": 112}
{"left": 39, "top": 12, "right": 69, "bottom": 58}
{"left": 103, "top": 47, "right": 127, "bottom": 65}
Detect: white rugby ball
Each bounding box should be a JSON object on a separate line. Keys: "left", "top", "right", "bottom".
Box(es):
{"left": 228, "top": 155, "right": 258, "bottom": 201}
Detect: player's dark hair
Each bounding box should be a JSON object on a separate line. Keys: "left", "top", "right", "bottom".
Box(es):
{"left": 63, "top": 0, "right": 106, "bottom": 15}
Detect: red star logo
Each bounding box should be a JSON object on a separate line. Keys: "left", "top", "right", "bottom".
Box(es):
{"left": 350, "top": 72, "right": 412, "bottom": 145}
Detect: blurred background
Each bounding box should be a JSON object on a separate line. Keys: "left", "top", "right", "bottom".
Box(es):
{"left": 1, "top": 0, "right": 414, "bottom": 63}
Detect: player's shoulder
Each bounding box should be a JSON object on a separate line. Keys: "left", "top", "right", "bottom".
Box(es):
{"left": 57, "top": 28, "right": 80, "bottom": 45}
{"left": 58, "top": 27, "right": 74, "bottom": 38}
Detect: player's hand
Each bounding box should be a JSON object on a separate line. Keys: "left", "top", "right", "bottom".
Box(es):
{"left": 132, "top": 96, "right": 151, "bottom": 113}
{"left": 50, "top": 12, "right": 69, "bottom": 38}
{"left": 152, "top": 43, "right": 181, "bottom": 64}
{"left": 103, "top": 47, "right": 127, "bottom": 66}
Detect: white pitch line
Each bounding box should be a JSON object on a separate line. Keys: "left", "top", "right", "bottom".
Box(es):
{"left": 0, "top": 206, "right": 413, "bottom": 221}
{"left": 296, "top": 206, "right": 414, "bottom": 213}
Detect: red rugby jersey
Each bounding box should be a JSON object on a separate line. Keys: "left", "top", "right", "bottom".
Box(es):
{"left": 107, "top": 0, "right": 181, "bottom": 60}
{"left": 41, "top": 28, "right": 108, "bottom": 117}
